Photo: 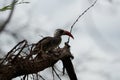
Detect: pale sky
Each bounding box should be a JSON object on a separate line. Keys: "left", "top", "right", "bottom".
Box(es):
{"left": 0, "top": 0, "right": 120, "bottom": 80}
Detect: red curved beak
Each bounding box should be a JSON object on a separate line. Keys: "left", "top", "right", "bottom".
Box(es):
{"left": 64, "top": 30, "right": 74, "bottom": 39}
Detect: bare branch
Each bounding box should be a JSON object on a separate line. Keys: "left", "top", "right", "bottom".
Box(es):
{"left": 52, "top": 66, "right": 62, "bottom": 80}
{"left": 67, "top": 0, "right": 97, "bottom": 43}
{"left": 0, "top": 40, "right": 27, "bottom": 65}
{"left": 0, "top": 40, "right": 73, "bottom": 80}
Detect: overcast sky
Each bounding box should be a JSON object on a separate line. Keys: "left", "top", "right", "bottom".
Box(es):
{"left": 0, "top": 0, "right": 120, "bottom": 80}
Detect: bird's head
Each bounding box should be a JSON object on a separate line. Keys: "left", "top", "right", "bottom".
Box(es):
{"left": 54, "top": 29, "right": 74, "bottom": 39}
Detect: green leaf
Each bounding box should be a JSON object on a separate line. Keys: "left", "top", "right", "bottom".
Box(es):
{"left": 0, "top": 0, "right": 30, "bottom": 12}
{"left": 0, "top": 6, "right": 12, "bottom": 11}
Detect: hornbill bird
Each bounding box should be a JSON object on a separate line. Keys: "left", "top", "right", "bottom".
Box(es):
{"left": 30, "top": 29, "right": 77, "bottom": 80}
{"left": 32, "top": 29, "right": 74, "bottom": 55}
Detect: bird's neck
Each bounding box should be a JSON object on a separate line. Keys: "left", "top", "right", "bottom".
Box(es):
{"left": 53, "top": 35, "right": 62, "bottom": 46}
{"left": 54, "top": 34, "right": 61, "bottom": 38}
{"left": 54, "top": 35, "right": 62, "bottom": 42}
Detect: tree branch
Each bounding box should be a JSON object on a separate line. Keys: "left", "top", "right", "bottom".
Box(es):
{"left": 67, "top": 0, "right": 97, "bottom": 43}
{"left": 0, "top": 40, "right": 73, "bottom": 80}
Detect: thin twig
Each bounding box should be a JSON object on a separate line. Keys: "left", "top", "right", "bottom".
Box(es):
{"left": 0, "top": 0, "right": 16, "bottom": 33}
{"left": 38, "top": 74, "right": 45, "bottom": 80}
{"left": 67, "top": 0, "right": 97, "bottom": 43}
{"left": 52, "top": 67, "right": 55, "bottom": 80}
{"left": 11, "top": 40, "right": 27, "bottom": 63}
{"left": 54, "top": 65, "right": 63, "bottom": 73}
{"left": 22, "top": 75, "right": 27, "bottom": 80}
{"left": 52, "top": 66, "right": 62, "bottom": 80}
{"left": 0, "top": 40, "right": 26, "bottom": 65}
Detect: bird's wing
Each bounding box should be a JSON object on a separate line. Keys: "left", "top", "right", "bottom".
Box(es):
{"left": 40, "top": 37, "right": 55, "bottom": 51}
{"left": 33, "top": 37, "right": 53, "bottom": 52}
{"left": 37, "top": 37, "right": 53, "bottom": 44}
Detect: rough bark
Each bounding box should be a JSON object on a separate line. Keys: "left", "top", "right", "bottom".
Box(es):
{"left": 62, "top": 57, "right": 77, "bottom": 80}
{"left": 0, "top": 40, "right": 76, "bottom": 80}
